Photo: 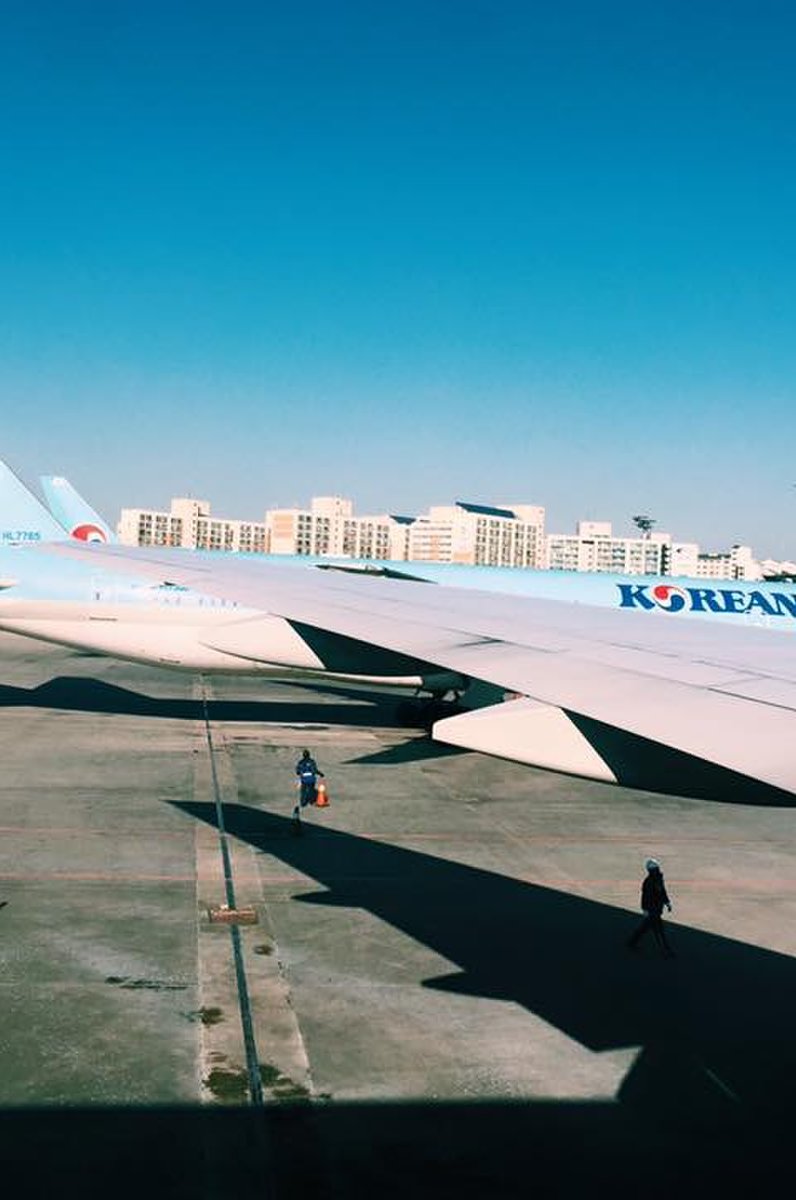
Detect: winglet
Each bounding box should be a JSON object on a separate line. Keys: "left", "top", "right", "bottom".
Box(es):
{"left": 0, "top": 460, "right": 68, "bottom": 545}
{"left": 40, "top": 475, "right": 115, "bottom": 543}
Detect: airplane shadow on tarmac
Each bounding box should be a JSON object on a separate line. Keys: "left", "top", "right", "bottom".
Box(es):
{"left": 0, "top": 801, "right": 791, "bottom": 1196}
{"left": 174, "top": 802, "right": 794, "bottom": 1150}
{"left": 1, "top": 672, "right": 789, "bottom": 802}
{"left": 0, "top": 675, "right": 420, "bottom": 729}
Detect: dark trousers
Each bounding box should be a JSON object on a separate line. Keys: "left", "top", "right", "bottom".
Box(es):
{"left": 299, "top": 781, "right": 317, "bottom": 807}
{"left": 628, "top": 912, "right": 673, "bottom": 954}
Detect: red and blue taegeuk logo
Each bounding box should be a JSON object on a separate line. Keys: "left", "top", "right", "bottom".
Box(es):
{"left": 651, "top": 584, "right": 688, "bottom": 612}
{"left": 71, "top": 524, "right": 108, "bottom": 544}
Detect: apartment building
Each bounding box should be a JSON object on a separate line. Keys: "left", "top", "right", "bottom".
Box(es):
{"left": 118, "top": 497, "right": 267, "bottom": 553}
{"left": 266, "top": 496, "right": 348, "bottom": 557}
{"left": 546, "top": 522, "right": 669, "bottom": 575}
{"left": 695, "top": 544, "right": 762, "bottom": 581}
{"left": 667, "top": 542, "right": 700, "bottom": 577}
{"left": 118, "top": 504, "right": 186, "bottom": 548}
{"left": 342, "top": 513, "right": 414, "bottom": 560}
{"left": 408, "top": 502, "right": 546, "bottom": 568}
{"left": 265, "top": 497, "right": 413, "bottom": 560}
{"left": 760, "top": 557, "right": 796, "bottom": 579}
{"left": 117, "top": 490, "right": 773, "bottom": 583}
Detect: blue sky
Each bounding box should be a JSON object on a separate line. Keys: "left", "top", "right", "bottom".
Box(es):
{"left": 1, "top": 1, "right": 795, "bottom": 556}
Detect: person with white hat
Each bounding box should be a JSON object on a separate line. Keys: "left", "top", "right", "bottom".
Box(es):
{"left": 627, "top": 859, "right": 675, "bottom": 957}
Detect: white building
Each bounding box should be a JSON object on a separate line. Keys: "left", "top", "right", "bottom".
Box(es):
{"left": 342, "top": 513, "right": 414, "bottom": 561}
{"left": 266, "top": 496, "right": 353, "bottom": 557}
{"left": 264, "top": 497, "right": 545, "bottom": 568}
{"left": 118, "top": 488, "right": 775, "bottom": 582}
{"left": 265, "top": 497, "right": 413, "bottom": 560}
{"left": 546, "top": 522, "right": 669, "bottom": 575}
{"left": 667, "top": 542, "right": 700, "bottom": 577}
{"left": 695, "top": 544, "right": 762, "bottom": 581}
{"left": 760, "top": 558, "right": 796, "bottom": 579}
{"left": 118, "top": 502, "right": 190, "bottom": 548}
{"left": 118, "top": 498, "right": 267, "bottom": 553}
{"left": 407, "top": 502, "right": 546, "bottom": 568}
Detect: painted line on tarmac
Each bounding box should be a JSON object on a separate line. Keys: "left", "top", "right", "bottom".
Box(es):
{"left": 0, "top": 870, "right": 195, "bottom": 882}
{"left": 3, "top": 868, "right": 788, "bottom": 894}
{"left": 0, "top": 826, "right": 187, "bottom": 837}
{"left": 248, "top": 867, "right": 796, "bottom": 894}
{"left": 347, "top": 831, "right": 789, "bottom": 846}
{"left": 701, "top": 1065, "right": 741, "bottom": 1103}
{"left": 201, "top": 685, "right": 264, "bottom": 1107}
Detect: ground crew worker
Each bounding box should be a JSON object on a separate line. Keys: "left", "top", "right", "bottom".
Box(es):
{"left": 292, "top": 749, "right": 324, "bottom": 827}
{"left": 627, "top": 858, "right": 675, "bottom": 957}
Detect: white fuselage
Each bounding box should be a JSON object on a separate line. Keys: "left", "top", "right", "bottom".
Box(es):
{"left": 0, "top": 567, "right": 450, "bottom": 688}
{"left": 2, "top": 545, "right": 795, "bottom": 693}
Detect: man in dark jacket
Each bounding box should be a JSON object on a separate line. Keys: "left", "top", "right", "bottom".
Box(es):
{"left": 292, "top": 749, "right": 324, "bottom": 827}
{"left": 627, "top": 859, "right": 675, "bottom": 957}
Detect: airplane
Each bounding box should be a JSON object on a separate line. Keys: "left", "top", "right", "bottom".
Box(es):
{"left": 40, "top": 474, "right": 115, "bottom": 544}
{"left": 0, "top": 460, "right": 462, "bottom": 689}
{"left": 2, "top": 458, "right": 796, "bottom": 802}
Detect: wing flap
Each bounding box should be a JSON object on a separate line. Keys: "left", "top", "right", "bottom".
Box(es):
{"left": 711, "top": 676, "right": 796, "bottom": 710}
{"left": 433, "top": 698, "right": 618, "bottom": 783}
{"left": 423, "top": 638, "right": 796, "bottom": 795}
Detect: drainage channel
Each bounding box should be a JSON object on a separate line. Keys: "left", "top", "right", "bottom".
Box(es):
{"left": 201, "top": 686, "right": 264, "bottom": 1107}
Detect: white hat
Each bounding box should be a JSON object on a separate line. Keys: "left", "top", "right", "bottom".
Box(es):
{"left": 645, "top": 858, "right": 660, "bottom": 871}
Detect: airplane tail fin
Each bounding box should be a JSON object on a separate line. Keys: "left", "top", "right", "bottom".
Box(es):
{"left": 0, "top": 460, "right": 69, "bottom": 545}
{"left": 40, "top": 475, "right": 115, "bottom": 543}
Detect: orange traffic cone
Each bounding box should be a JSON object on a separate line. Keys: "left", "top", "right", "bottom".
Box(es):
{"left": 316, "top": 780, "right": 330, "bottom": 807}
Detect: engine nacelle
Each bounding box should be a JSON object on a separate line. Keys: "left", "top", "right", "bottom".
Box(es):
{"left": 201, "top": 613, "right": 467, "bottom": 689}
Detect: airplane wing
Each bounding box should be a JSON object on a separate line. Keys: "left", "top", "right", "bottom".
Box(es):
{"left": 47, "top": 541, "right": 796, "bottom": 798}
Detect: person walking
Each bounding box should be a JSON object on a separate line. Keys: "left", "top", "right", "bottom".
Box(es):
{"left": 292, "top": 748, "right": 324, "bottom": 831}
{"left": 627, "top": 858, "right": 675, "bottom": 957}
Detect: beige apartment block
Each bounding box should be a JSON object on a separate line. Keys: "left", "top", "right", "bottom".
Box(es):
{"left": 545, "top": 528, "right": 762, "bottom": 581}
{"left": 668, "top": 541, "right": 700, "bottom": 577}
{"left": 342, "top": 514, "right": 413, "bottom": 561}
{"left": 265, "top": 496, "right": 352, "bottom": 556}
{"left": 266, "top": 497, "right": 413, "bottom": 560}
{"left": 118, "top": 498, "right": 267, "bottom": 553}
{"left": 263, "top": 497, "right": 547, "bottom": 568}
{"left": 545, "top": 522, "right": 670, "bottom": 575}
{"left": 118, "top": 492, "right": 766, "bottom": 581}
{"left": 695, "top": 544, "right": 762, "bottom": 581}
{"left": 407, "top": 502, "right": 546, "bottom": 568}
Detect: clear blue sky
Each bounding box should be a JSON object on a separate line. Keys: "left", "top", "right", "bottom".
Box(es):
{"left": 2, "top": 1, "right": 795, "bottom": 556}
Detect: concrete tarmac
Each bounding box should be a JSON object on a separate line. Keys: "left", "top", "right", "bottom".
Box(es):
{"left": 0, "top": 632, "right": 792, "bottom": 1196}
